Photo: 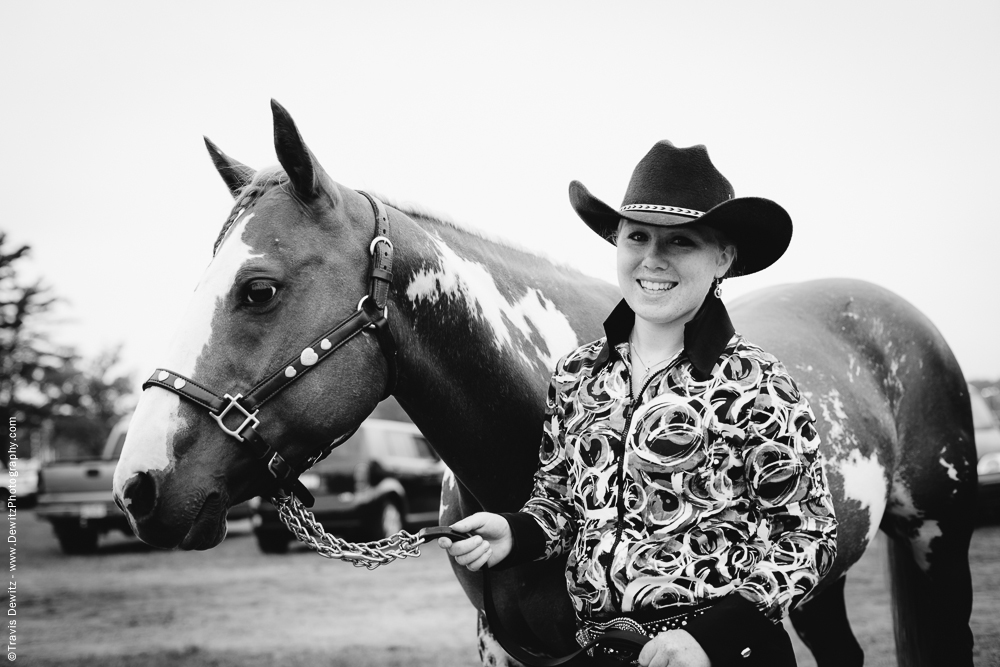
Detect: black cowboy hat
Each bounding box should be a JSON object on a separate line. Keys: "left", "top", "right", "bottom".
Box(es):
{"left": 569, "top": 141, "right": 792, "bottom": 276}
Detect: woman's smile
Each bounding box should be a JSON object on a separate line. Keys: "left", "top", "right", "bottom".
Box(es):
{"left": 637, "top": 278, "right": 678, "bottom": 292}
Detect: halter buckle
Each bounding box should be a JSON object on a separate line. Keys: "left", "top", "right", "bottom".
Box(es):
{"left": 211, "top": 393, "right": 260, "bottom": 442}
{"left": 369, "top": 236, "right": 393, "bottom": 255}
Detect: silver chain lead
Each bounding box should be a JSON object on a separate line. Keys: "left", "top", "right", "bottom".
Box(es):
{"left": 273, "top": 494, "right": 424, "bottom": 569}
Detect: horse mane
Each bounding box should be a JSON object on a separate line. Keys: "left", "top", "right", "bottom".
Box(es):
{"left": 212, "top": 167, "right": 289, "bottom": 256}
{"left": 370, "top": 191, "right": 590, "bottom": 274}
{"left": 211, "top": 173, "right": 594, "bottom": 278}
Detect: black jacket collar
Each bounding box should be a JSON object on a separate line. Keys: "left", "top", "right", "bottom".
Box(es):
{"left": 593, "top": 290, "right": 736, "bottom": 380}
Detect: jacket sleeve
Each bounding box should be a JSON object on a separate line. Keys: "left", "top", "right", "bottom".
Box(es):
{"left": 501, "top": 353, "right": 580, "bottom": 566}
{"left": 732, "top": 359, "right": 839, "bottom": 621}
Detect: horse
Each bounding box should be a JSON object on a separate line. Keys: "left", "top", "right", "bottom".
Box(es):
{"left": 112, "top": 101, "right": 977, "bottom": 667}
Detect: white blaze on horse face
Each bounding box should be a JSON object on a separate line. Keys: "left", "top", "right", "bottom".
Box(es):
{"left": 406, "top": 234, "right": 579, "bottom": 371}
{"left": 166, "top": 212, "right": 260, "bottom": 377}
{"left": 113, "top": 389, "right": 182, "bottom": 504}
{"left": 113, "top": 213, "right": 263, "bottom": 500}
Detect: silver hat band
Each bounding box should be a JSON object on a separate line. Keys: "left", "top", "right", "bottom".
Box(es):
{"left": 620, "top": 204, "right": 704, "bottom": 218}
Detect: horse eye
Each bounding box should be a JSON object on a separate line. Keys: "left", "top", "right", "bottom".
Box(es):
{"left": 244, "top": 281, "right": 277, "bottom": 304}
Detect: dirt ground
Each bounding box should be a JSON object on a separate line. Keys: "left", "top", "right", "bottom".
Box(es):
{"left": 18, "top": 511, "right": 1000, "bottom": 666}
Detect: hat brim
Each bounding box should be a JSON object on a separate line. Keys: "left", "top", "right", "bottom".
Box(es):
{"left": 568, "top": 180, "right": 791, "bottom": 276}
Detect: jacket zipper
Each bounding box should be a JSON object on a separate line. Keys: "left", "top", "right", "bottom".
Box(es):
{"left": 604, "top": 369, "right": 662, "bottom": 612}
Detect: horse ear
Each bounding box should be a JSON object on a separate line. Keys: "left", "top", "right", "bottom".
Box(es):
{"left": 271, "top": 99, "right": 324, "bottom": 201}
{"left": 203, "top": 137, "right": 255, "bottom": 199}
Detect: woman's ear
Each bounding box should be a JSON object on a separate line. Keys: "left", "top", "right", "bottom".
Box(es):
{"left": 716, "top": 244, "right": 736, "bottom": 278}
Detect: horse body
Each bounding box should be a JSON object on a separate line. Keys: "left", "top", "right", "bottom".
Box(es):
{"left": 731, "top": 282, "right": 977, "bottom": 665}
{"left": 113, "top": 103, "right": 975, "bottom": 666}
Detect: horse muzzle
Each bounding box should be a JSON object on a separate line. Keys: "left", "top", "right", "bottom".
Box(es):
{"left": 115, "top": 469, "right": 229, "bottom": 550}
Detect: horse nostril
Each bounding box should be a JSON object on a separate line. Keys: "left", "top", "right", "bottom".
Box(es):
{"left": 122, "top": 471, "right": 157, "bottom": 519}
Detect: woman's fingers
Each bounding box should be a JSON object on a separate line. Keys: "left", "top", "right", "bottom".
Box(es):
{"left": 434, "top": 512, "right": 510, "bottom": 569}
{"left": 449, "top": 535, "right": 484, "bottom": 557}
{"left": 455, "top": 540, "right": 491, "bottom": 567}
{"left": 467, "top": 546, "right": 493, "bottom": 571}
{"left": 450, "top": 512, "right": 490, "bottom": 535}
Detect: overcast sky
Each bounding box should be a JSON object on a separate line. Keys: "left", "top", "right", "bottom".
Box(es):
{"left": 3, "top": 1, "right": 998, "bottom": 386}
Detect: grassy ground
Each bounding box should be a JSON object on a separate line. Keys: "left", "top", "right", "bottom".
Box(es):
{"left": 19, "top": 511, "right": 1000, "bottom": 666}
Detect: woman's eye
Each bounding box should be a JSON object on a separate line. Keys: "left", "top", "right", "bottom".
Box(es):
{"left": 244, "top": 281, "right": 277, "bottom": 304}
{"left": 628, "top": 232, "right": 648, "bottom": 242}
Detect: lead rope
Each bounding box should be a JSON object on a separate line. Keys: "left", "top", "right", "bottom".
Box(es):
{"left": 274, "top": 496, "right": 650, "bottom": 665}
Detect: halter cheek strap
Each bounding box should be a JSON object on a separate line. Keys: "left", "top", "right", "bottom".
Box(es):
{"left": 141, "top": 192, "right": 397, "bottom": 507}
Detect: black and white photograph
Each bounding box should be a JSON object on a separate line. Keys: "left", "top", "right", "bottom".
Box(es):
{"left": 3, "top": 2, "right": 999, "bottom": 666}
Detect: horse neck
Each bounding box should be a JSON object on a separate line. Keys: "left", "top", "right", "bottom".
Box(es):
{"left": 385, "top": 212, "right": 617, "bottom": 511}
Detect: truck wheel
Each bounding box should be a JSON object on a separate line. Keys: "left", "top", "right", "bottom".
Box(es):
{"left": 53, "top": 521, "right": 100, "bottom": 555}
{"left": 255, "top": 531, "right": 291, "bottom": 554}
{"left": 367, "top": 498, "right": 404, "bottom": 540}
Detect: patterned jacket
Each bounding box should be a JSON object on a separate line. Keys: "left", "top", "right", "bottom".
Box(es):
{"left": 502, "top": 294, "right": 838, "bottom": 663}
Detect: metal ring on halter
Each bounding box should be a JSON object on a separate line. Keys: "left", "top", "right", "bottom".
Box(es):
{"left": 211, "top": 393, "right": 260, "bottom": 442}
{"left": 369, "top": 236, "right": 393, "bottom": 255}
{"left": 356, "top": 295, "right": 388, "bottom": 326}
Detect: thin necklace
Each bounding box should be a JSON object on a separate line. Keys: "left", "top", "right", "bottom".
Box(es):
{"left": 629, "top": 334, "right": 678, "bottom": 386}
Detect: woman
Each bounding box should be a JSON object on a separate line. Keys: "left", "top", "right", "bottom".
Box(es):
{"left": 439, "top": 141, "right": 838, "bottom": 667}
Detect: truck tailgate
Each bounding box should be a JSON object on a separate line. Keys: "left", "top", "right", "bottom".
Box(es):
{"left": 40, "top": 461, "right": 118, "bottom": 495}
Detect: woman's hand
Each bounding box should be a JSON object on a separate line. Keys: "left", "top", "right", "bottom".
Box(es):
{"left": 637, "top": 629, "right": 711, "bottom": 667}
{"left": 436, "top": 512, "right": 512, "bottom": 571}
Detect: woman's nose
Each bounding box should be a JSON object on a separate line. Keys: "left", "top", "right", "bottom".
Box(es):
{"left": 642, "top": 245, "right": 669, "bottom": 269}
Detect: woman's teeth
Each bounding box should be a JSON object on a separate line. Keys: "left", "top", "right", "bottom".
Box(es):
{"left": 639, "top": 280, "right": 676, "bottom": 291}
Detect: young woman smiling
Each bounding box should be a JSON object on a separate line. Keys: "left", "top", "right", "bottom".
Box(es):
{"left": 439, "top": 141, "right": 837, "bottom": 667}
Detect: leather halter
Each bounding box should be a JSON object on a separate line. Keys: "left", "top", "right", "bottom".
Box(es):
{"left": 141, "top": 191, "right": 397, "bottom": 507}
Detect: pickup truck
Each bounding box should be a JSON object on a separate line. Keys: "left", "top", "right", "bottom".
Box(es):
{"left": 36, "top": 415, "right": 133, "bottom": 554}
{"left": 37, "top": 413, "right": 255, "bottom": 554}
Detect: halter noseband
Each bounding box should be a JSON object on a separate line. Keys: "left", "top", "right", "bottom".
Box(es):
{"left": 141, "top": 191, "right": 397, "bottom": 507}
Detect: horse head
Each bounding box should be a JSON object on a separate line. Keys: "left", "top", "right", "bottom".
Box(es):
{"left": 113, "top": 101, "right": 395, "bottom": 549}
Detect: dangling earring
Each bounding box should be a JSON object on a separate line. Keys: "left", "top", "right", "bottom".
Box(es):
{"left": 713, "top": 278, "right": 723, "bottom": 299}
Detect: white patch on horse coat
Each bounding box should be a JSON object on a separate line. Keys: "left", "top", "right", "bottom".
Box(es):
{"left": 815, "top": 387, "right": 887, "bottom": 542}
{"left": 406, "top": 234, "right": 579, "bottom": 371}
{"left": 815, "top": 388, "right": 852, "bottom": 453}
{"left": 911, "top": 519, "right": 942, "bottom": 572}
{"left": 113, "top": 213, "right": 262, "bottom": 500}
{"left": 477, "top": 612, "right": 517, "bottom": 667}
{"left": 439, "top": 465, "right": 456, "bottom": 521}
{"left": 890, "top": 478, "right": 922, "bottom": 520}
{"left": 885, "top": 354, "right": 906, "bottom": 412}
{"left": 838, "top": 448, "right": 887, "bottom": 544}
{"left": 846, "top": 354, "right": 858, "bottom": 382}
{"left": 939, "top": 455, "right": 959, "bottom": 482}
